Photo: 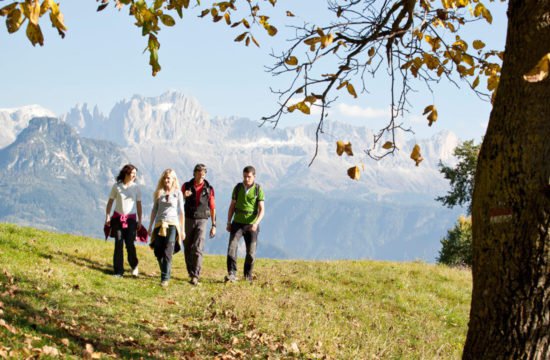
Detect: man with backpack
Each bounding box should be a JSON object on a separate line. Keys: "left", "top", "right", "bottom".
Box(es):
{"left": 225, "top": 165, "right": 265, "bottom": 283}
{"left": 182, "top": 163, "right": 216, "bottom": 285}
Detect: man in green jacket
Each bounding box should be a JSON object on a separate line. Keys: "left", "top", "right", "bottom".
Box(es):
{"left": 225, "top": 165, "right": 265, "bottom": 282}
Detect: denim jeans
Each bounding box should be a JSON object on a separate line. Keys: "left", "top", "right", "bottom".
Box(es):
{"left": 227, "top": 222, "right": 259, "bottom": 277}
{"left": 153, "top": 225, "right": 177, "bottom": 281}
{"left": 184, "top": 218, "right": 207, "bottom": 279}
{"left": 112, "top": 218, "right": 138, "bottom": 275}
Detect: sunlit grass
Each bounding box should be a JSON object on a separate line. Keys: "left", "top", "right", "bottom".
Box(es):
{"left": 0, "top": 223, "right": 471, "bottom": 358}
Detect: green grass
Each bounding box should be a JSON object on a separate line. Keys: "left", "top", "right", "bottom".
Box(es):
{"left": 0, "top": 223, "right": 471, "bottom": 359}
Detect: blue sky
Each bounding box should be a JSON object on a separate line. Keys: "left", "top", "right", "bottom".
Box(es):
{"left": 0, "top": 0, "right": 507, "bottom": 142}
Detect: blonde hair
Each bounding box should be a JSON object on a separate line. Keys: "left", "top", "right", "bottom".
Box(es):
{"left": 153, "top": 169, "right": 181, "bottom": 201}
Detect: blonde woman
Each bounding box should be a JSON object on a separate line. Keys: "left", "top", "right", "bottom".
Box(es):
{"left": 147, "top": 169, "right": 185, "bottom": 287}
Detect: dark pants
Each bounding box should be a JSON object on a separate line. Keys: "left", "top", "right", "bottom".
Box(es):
{"left": 184, "top": 218, "right": 207, "bottom": 279}
{"left": 112, "top": 218, "right": 138, "bottom": 275}
{"left": 153, "top": 225, "right": 177, "bottom": 281}
{"left": 227, "top": 222, "right": 259, "bottom": 278}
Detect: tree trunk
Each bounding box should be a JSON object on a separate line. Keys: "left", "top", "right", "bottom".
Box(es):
{"left": 463, "top": 0, "right": 550, "bottom": 358}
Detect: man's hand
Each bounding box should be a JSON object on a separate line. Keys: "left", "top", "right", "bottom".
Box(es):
{"left": 210, "top": 226, "right": 216, "bottom": 238}
{"left": 184, "top": 189, "right": 192, "bottom": 198}
{"left": 226, "top": 223, "right": 232, "bottom": 232}
{"left": 251, "top": 223, "right": 258, "bottom": 232}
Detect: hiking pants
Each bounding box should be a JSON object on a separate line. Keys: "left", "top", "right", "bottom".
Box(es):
{"left": 112, "top": 218, "right": 138, "bottom": 275}
{"left": 184, "top": 218, "right": 207, "bottom": 279}
{"left": 153, "top": 225, "right": 177, "bottom": 282}
{"left": 227, "top": 222, "right": 259, "bottom": 277}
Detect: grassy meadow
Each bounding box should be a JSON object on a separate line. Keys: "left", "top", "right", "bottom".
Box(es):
{"left": 0, "top": 223, "right": 471, "bottom": 359}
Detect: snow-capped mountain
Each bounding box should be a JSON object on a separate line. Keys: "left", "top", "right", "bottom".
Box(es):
{"left": 0, "top": 105, "right": 56, "bottom": 148}
{"left": 0, "top": 92, "right": 463, "bottom": 260}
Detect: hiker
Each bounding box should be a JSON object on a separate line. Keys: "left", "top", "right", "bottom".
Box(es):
{"left": 147, "top": 169, "right": 185, "bottom": 287}
{"left": 182, "top": 164, "right": 216, "bottom": 285}
{"left": 105, "top": 164, "right": 142, "bottom": 278}
{"left": 225, "top": 165, "right": 265, "bottom": 282}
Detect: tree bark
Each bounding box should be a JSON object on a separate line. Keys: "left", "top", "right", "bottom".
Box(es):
{"left": 463, "top": 0, "right": 550, "bottom": 358}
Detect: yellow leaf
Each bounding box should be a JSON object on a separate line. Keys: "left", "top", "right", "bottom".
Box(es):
{"left": 487, "top": 74, "right": 499, "bottom": 91}
{"left": 160, "top": 14, "right": 175, "bottom": 26}
{"left": 344, "top": 142, "right": 353, "bottom": 156}
{"left": 26, "top": 22, "right": 44, "bottom": 46}
{"left": 336, "top": 141, "right": 353, "bottom": 156}
{"left": 473, "top": 40, "right": 485, "bottom": 50}
{"left": 481, "top": 8, "right": 492, "bottom": 24}
{"left": 523, "top": 53, "right": 550, "bottom": 83}
{"left": 368, "top": 47, "right": 375, "bottom": 57}
{"left": 410, "top": 144, "right": 423, "bottom": 166}
{"left": 286, "top": 10, "right": 294, "bottom": 17}
{"left": 422, "top": 105, "right": 434, "bottom": 115}
{"left": 285, "top": 56, "right": 298, "bottom": 66}
{"left": 296, "top": 102, "right": 310, "bottom": 114}
{"left": 382, "top": 141, "right": 393, "bottom": 149}
{"left": 474, "top": 3, "right": 485, "bottom": 17}
{"left": 6, "top": 8, "right": 24, "bottom": 34}
{"left": 21, "top": 0, "right": 40, "bottom": 25}
{"left": 462, "top": 54, "right": 474, "bottom": 67}
{"left": 336, "top": 140, "right": 345, "bottom": 156}
{"left": 224, "top": 12, "right": 231, "bottom": 25}
{"left": 0, "top": 2, "right": 18, "bottom": 16}
{"left": 337, "top": 81, "right": 348, "bottom": 90}
{"left": 234, "top": 32, "right": 247, "bottom": 42}
{"left": 251, "top": 36, "right": 260, "bottom": 47}
{"left": 267, "top": 25, "right": 277, "bottom": 36}
{"left": 245, "top": 36, "right": 250, "bottom": 46}
{"left": 321, "top": 33, "right": 334, "bottom": 48}
{"left": 472, "top": 76, "right": 480, "bottom": 89}
{"left": 346, "top": 82, "right": 357, "bottom": 98}
{"left": 304, "top": 95, "right": 317, "bottom": 104}
{"left": 427, "top": 109, "right": 438, "bottom": 126}
{"left": 347, "top": 166, "right": 360, "bottom": 180}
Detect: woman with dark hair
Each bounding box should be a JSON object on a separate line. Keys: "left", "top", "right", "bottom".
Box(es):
{"left": 105, "top": 164, "right": 143, "bottom": 277}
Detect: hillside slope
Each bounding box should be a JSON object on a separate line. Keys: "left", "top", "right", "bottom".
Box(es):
{"left": 0, "top": 224, "right": 471, "bottom": 359}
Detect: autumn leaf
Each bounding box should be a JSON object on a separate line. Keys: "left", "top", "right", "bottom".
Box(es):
{"left": 6, "top": 8, "right": 24, "bottom": 34}
{"left": 234, "top": 32, "right": 247, "bottom": 42}
{"left": 473, "top": 40, "right": 485, "bottom": 50}
{"left": 26, "top": 22, "right": 44, "bottom": 46}
{"left": 336, "top": 141, "right": 353, "bottom": 156}
{"left": 523, "top": 53, "right": 550, "bottom": 83}
{"left": 267, "top": 25, "right": 277, "bottom": 36}
{"left": 423, "top": 105, "right": 438, "bottom": 126}
{"left": 410, "top": 144, "right": 423, "bottom": 166}
{"left": 286, "top": 10, "right": 294, "bottom": 17}
{"left": 285, "top": 56, "right": 298, "bottom": 66}
{"left": 382, "top": 141, "right": 394, "bottom": 149}
{"left": 160, "top": 14, "right": 175, "bottom": 26}
{"left": 472, "top": 76, "right": 480, "bottom": 89}
{"left": 347, "top": 166, "right": 360, "bottom": 180}
{"left": 346, "top": 82, "right": 357, "bottom": 98}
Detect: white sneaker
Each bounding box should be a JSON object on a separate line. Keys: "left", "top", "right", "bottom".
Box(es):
{"left": 131, "top": 266, "right": 139, "bottom": 277}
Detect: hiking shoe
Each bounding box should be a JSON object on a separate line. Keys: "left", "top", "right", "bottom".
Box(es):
{"left": 244, "top": 274, "right": 253, "bottom": 283}
{"left": 131, "top": 266, "right": 139, "bottom": 277}
{"left": 190, "top": 277, "right": 199, "bottom": 286}
{"left": 113, "top": 274, "right": 123, "bottom": 278}
{"left": 161, "top": 280, "right": 169, "bottom": 287}
{"left": 224, "top": 274, "right": 237, "bottom": 283}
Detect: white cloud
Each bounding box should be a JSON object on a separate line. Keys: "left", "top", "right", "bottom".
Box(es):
{"left": 336, "top": 103, "right": 389, "bottom": 119}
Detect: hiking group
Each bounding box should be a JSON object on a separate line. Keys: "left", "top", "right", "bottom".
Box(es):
{"left": 104, "top": 163, "right": 265, "bottom": 287}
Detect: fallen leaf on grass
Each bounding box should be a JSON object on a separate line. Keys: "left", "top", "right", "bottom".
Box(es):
{"left": 0, "top": 319, "right": 17, "bottom": 334}
{"left": 61, "top": 338, "right": 69, "bottom": 346}
{"left": 41, "top": 345, "right": 60, "bottom": 357}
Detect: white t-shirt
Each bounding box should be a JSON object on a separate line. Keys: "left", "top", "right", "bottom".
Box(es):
{"left": 109, "top": 182, "right": 142, "bottom": 215}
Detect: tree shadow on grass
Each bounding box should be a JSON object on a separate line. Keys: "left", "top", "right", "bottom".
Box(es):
{"left": 0, "top": 271, "right": 285, "bottom": 359}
